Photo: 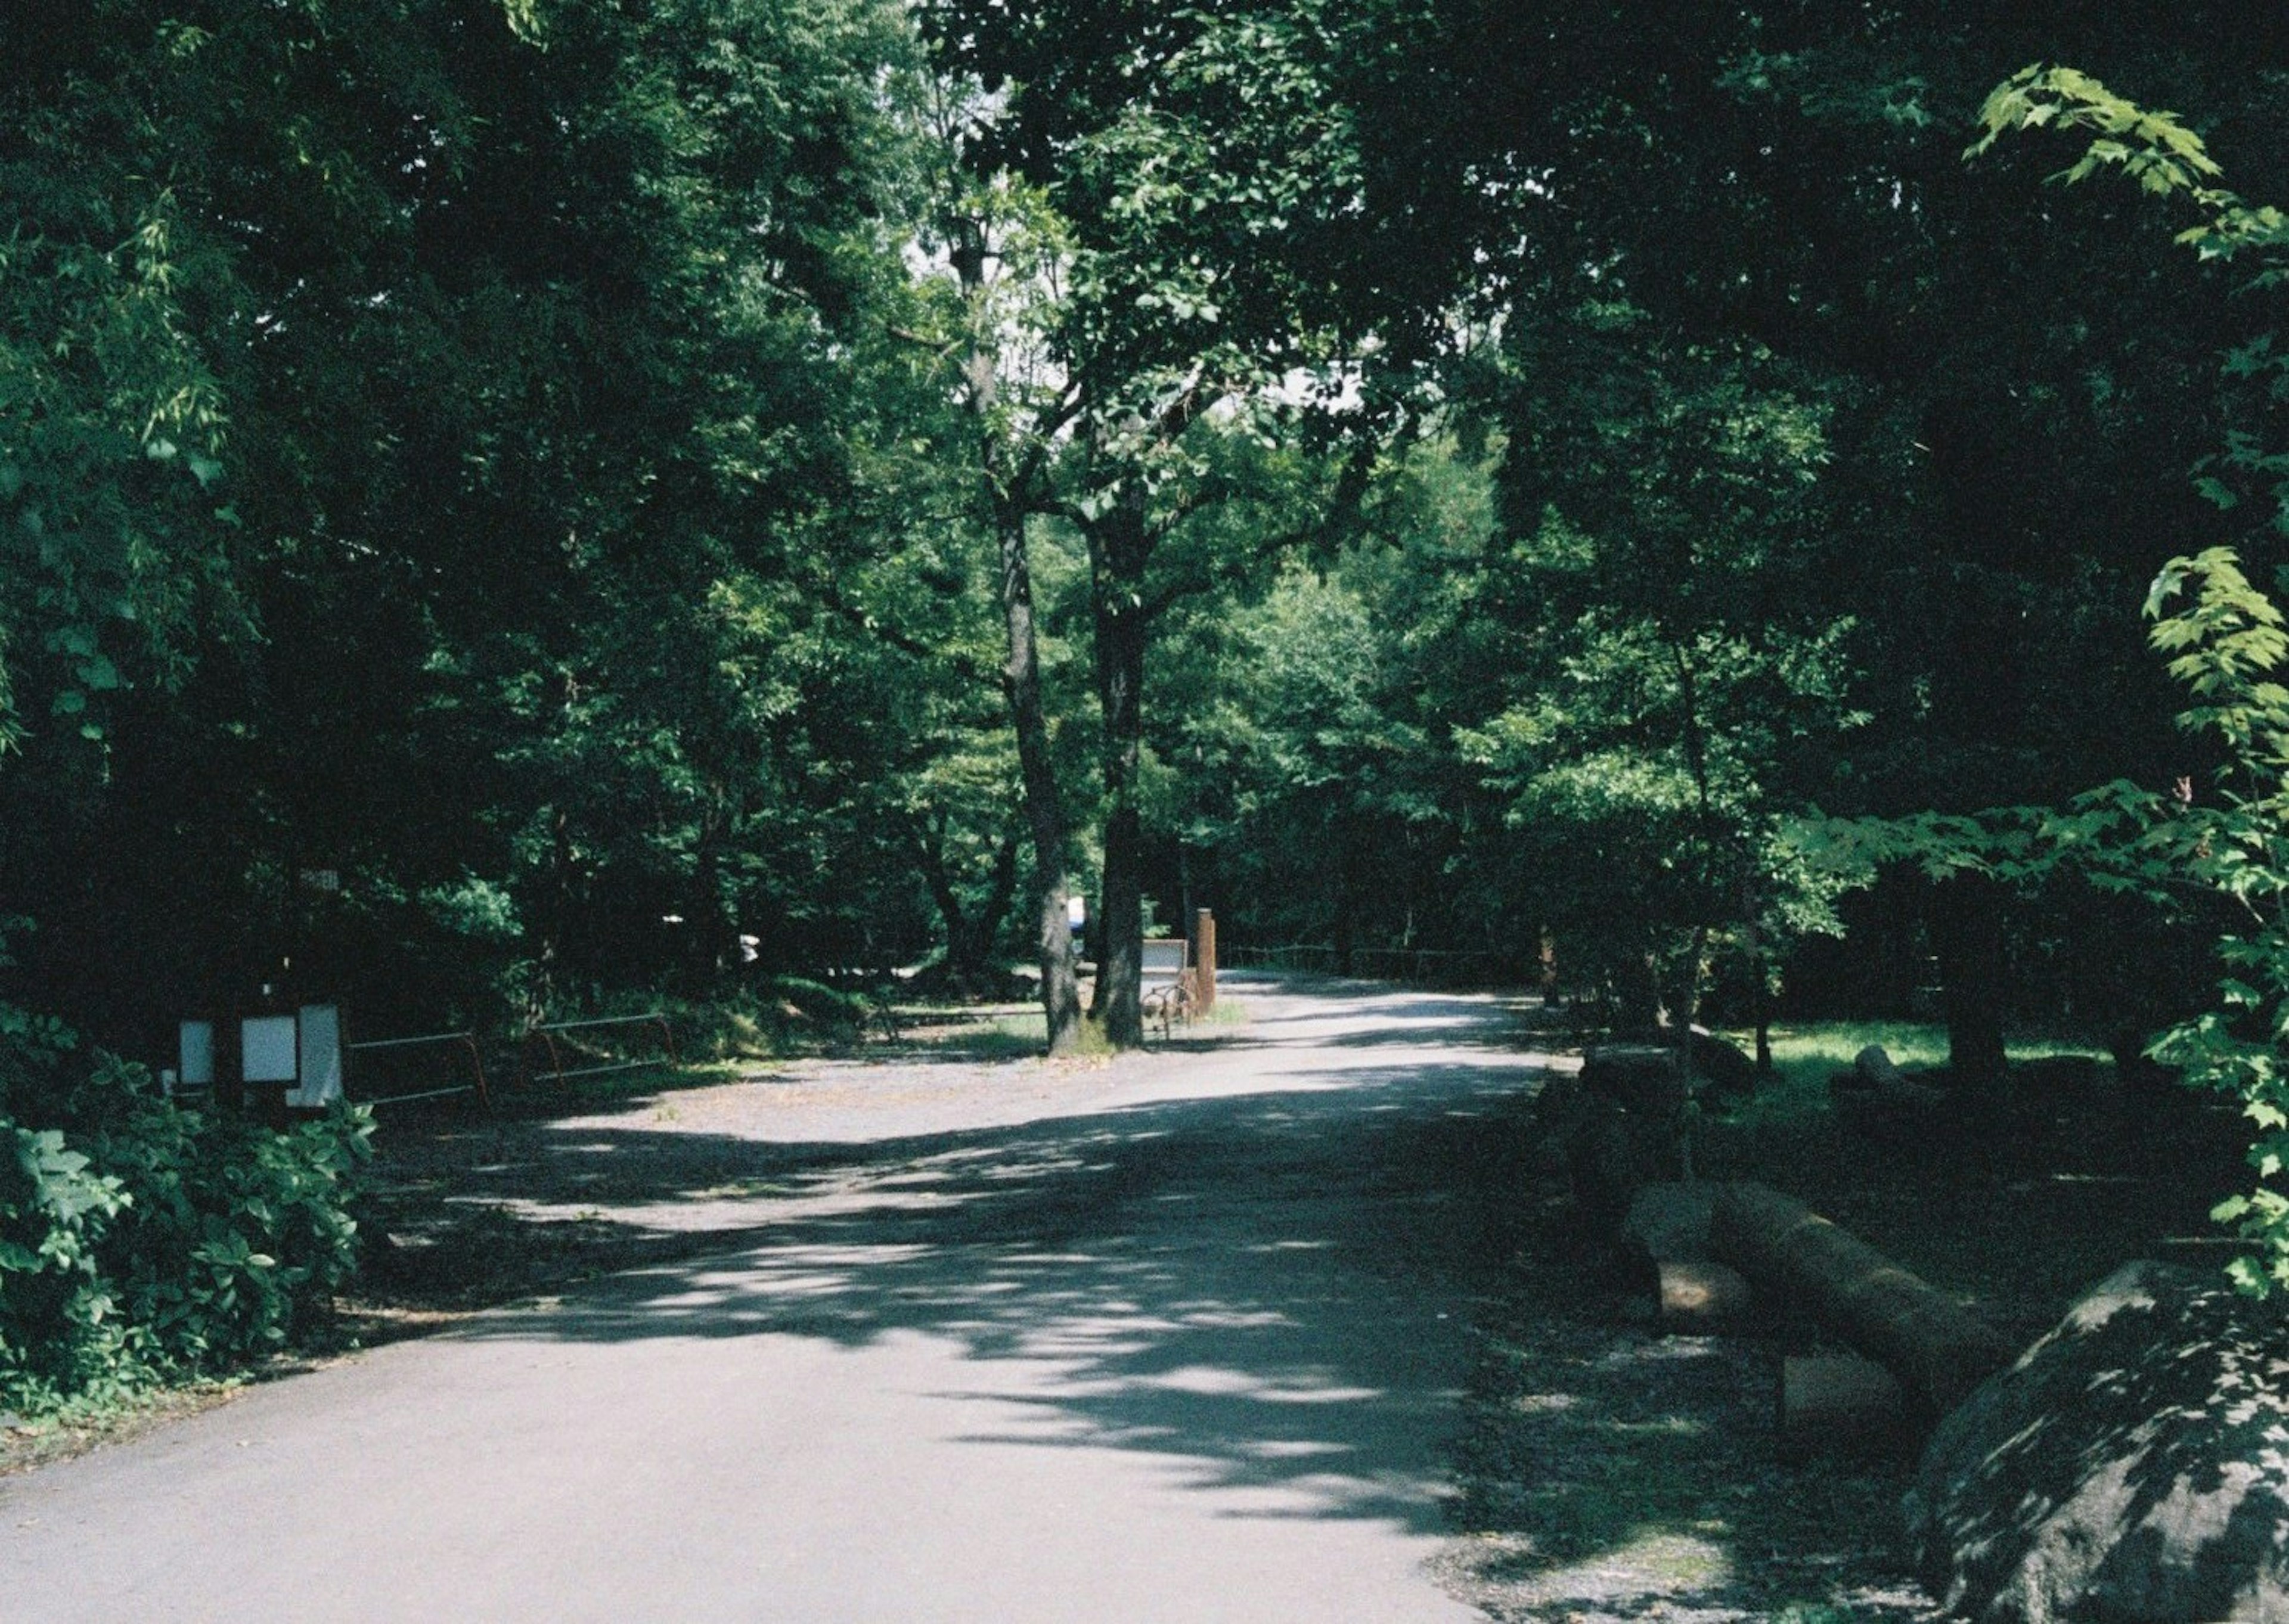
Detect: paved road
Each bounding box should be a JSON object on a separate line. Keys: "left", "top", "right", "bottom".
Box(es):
{"left": 2, "top": 975, "right": 1551, "bottom": 1622}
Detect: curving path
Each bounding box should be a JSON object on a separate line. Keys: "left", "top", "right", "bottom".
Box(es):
{"left": 1, "top": 974, "right": 1554, "bottom": 1622}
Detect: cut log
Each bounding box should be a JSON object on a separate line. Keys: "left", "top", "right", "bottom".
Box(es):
{"left": 1854, "top": 1044, "right": 1906, "bottom": 1089}
{"left": 1567, "top": 1103, "right": 1682, "bottom": 1236}
{"left": 1833, "top": 1049, "right": 1952, "bottom": 1140}
{"left": 1710, "top": 1182, "right": 2014, "bottom": 1418}
{"left": 1548, "top": 1052, "right": 1688, "bottom": 1237}
{"left": 1779, "top": 1354, "right": 1907, "bottom": 1461}
{"left": 1658, "top": 1259, "right": 1752, "bottom": 1328}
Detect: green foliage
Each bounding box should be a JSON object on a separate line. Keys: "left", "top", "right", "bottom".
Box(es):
{"left": 2126, "top": 551, "right": 2289, "bottom": 1293}
{"left": 1970, "top": 66, "right": 2289, "bottom": 263}
{"left": 91, "top": 1080, "right": 372, "bottom": 1377}
{"left": 0, "top": 1047, "right": 370, "bottom": 1413}
{"left": 1455, "top": 303, "right": 1869, "bottom": 1011}
{"left": 1968, "top": 61, "right": 2289, "bottom": 1289}
{"left": 0, "top": 1120, "right": 129, "bottom": 1405}
{"left": 0, "top": 172, "right": 234, "bottom": 756}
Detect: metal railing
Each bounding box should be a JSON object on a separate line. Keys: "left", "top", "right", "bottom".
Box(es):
{"left": 1223, "top": 943, "right": 1516, "bottom": 986}
{"left": 517, "top": 1011, "right": 678, "bottom": 1088}
{"left": 346, "top": 1029, "right": 492, "bottom": 1111}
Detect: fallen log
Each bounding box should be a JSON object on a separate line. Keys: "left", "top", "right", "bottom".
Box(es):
{"left": 1657, "top": 1259, "right": 1753, "bottom": 1329}
{"left": 1710, "top": 1182, "right": 2014, "bottom": 1418}
{"left": 1854, "top": 1043, "right": 1907, "bottom": 1090}
{"left": 1830, "top": 1045, "right": 1953, "bottom": 1141}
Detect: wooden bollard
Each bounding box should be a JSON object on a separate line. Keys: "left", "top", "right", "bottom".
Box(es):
{"left": 1779, "top": 1354, "right": 1907, "bottom": 1461}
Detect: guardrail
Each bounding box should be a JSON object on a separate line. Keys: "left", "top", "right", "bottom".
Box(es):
{"left": 1223, "top": 943, "right": 1516, "bottom": 986}
{"left": 517, "top": 1011, "right": 678, "bottom": 1089}
{"left": 345, "top": 1029, "right": 492, "bottom": 1112}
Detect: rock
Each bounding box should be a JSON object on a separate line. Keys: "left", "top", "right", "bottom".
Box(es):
{"left": 1581, "top": 1043, "right": 1688, "bottom": 1116}
{"left": 1906, "top": 1260, "right": 2289, "bottom": 1623}
{"left": 1603, "top": 1029, "right": 1759, "bottom": 1104}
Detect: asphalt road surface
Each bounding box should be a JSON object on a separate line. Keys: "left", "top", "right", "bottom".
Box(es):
{"left": 1, "top": 974, "right": 1553, "bottom": 1622}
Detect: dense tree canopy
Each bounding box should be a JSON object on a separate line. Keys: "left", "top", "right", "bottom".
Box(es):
{"left": 4, "top": 0, "right": 2286, "bottom": 1077}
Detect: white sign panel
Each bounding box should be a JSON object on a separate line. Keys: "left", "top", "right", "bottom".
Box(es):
{"left": 289, "top": 1005, "right": 343, "bottom": 1108}
{"left": 241, "top": 1015, "right": 299, "bottom": 1084}
{"left": 178, "top": 1021, "right": 215, "bottom": 1088}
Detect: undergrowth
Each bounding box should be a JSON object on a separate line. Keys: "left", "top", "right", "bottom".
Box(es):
{"left": 1, "top": 1021, "right": 371, "bottom": 1418}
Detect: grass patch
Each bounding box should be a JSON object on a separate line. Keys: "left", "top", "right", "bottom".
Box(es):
{"left": 1716, "top": 1019, "right": 2105, "bottom": 1131}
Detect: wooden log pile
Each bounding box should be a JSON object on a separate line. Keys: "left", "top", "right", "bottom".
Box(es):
{"left": 1618, "top": 1183, "right": 1753, "bottom": 1330}
{"left": 1531, "top": 1040, "right": 2020, "bottom": 1456}
{"left": 1709, "top": 1181, "right": 2015, "bottom": 1420}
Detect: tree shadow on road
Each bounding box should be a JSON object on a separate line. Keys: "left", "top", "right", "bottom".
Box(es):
{"left": 380, "top": 1063, "right": 1542, "bottom": 1538}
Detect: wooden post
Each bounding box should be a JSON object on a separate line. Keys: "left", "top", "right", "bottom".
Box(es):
{"left": 1193, "top": 908, "right": 1216, "bottom": 1013}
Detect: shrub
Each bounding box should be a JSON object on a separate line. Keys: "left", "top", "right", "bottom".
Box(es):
{"left": 0, "top": 1045, "right": 372, "bottom": 1414}
{"left": 0, "top": 1121, "right": 131, "bottom": 1405}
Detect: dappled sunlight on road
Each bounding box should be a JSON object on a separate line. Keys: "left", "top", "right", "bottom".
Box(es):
{"left": 420, "top": 979, "right": 1551, "bottom": 1540}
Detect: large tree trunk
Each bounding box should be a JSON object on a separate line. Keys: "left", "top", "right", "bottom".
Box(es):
{"left": 996, "top": 505, "right": 1083, "bottom": 1054}
{"left": 1086, "top": 493, "right": 1150, "bottom": 1048}
{"left": 1930, "top": 875, "right": 2008, "bottom": 1092}
{"left": 953, "top": 215, "right": 1081, "bottom": 1056}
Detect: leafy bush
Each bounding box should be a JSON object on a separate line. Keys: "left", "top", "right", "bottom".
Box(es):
{"left": 0, "top": 1121, "right": 130, "bottom": 1405}
{"left": 0, "top": 1043, "right": 371, "bottom": 1414}
{"left": 2136, "top": 551, "right": 2289, "bottom": 1294}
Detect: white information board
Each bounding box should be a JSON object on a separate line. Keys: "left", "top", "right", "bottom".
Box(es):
{"left": 288, "top": 1005, "right": 343, "bottom": 1108}
{"left": 178, "top": 1020, "right": 216, "bottom": 1088}
{"left": 241, "top": 1015, "right": 299, "bottom": 1084}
